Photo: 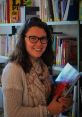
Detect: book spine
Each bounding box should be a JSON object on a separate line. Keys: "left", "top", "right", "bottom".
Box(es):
{"left": 10, "top": 0, "right": 21, "bottom": 23}
{"left": 52, "top": 0, "right": 60, "bottom": 21}
{"left": 72, "top": 86, "right": 77, "bottom": 117}
{"left": 0, "top": 1, "right": 3, "bottom": 23}
{"left": 63, "top": 0, "right": 71, "bottom": 21}
{"left": 6, "top": 0, "right": 10, "bottom": 23}
{"left": 79, "top": 0, "right": 82, "bottom": 20}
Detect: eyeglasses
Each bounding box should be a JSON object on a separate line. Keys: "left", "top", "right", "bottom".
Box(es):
{"left": 25, "top": 36, "right": 48, "bottom": 44}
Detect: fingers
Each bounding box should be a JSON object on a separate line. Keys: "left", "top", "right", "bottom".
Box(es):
{"left": 48, "top": 98, "right": 66, "bottom": 115}
{"left": 49, "top": 95, "right": 73, "bottom": 115}
{"left": 55, "top": 96, "right": 73, "bottom": 110}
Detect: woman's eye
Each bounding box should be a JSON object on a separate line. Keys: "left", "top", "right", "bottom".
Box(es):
{"left": 31, "top": 37, "right": 36, "bottom": 40}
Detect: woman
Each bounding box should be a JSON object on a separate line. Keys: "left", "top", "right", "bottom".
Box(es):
{"left": 1, "top": 17, "right": 72, "bottom": 117}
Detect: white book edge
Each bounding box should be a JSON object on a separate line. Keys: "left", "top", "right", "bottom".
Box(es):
{"left": 63, "top": 0, "right": 71, "bottom": 21}
{"left": 55, "top": 63, "right": 81, "bottom": 97}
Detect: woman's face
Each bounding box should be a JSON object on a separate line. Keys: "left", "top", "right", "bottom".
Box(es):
{"left": 25, "top": 26, "right": 48, "bottom": 58}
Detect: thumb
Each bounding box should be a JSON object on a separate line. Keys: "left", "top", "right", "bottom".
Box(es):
{"left": 52, "top": 95, "right": 60, "bottom": 102}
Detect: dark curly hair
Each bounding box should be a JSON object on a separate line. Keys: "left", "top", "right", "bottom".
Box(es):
{"left": 9, "top": 17, "right": 54, "bottom": 73}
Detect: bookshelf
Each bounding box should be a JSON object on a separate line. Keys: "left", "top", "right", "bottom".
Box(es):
{"left": 0, "top": 23, "right": 23, "bottom": 26}
{"left": 0, "top": 0, "right": 82, "bottom": 117}
{"left": 0, "top": 23, "right": 81, "bottom": 117}
{"left": 0, "top": 56, "right": 8, "bottom": 63}
{"left": 50, "top": 21, "right": 80, "bottom": 117}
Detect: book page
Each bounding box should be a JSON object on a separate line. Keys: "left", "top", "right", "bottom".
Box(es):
{"left": 53, "top": 63, "right": 81, "bottom": 98}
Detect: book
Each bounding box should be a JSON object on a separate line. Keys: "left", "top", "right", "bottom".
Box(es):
{"left": 0, "top": 0, "right": 6, "bottom": 23}
{"left": 6, "top": 0, "right": 10, "bottom": 23}
{"left": 54, "top": 33, "right": 77, "bottom": 66}
{"left": 0, "top": 87, "right": 3, "bottom": 109}
{"left": 72, "top": 85, "right": 77, "bottom": 117}
{"left": 67, "top": 0, "right": 79, "bottom": 21}
{"left": 61, "top": 0, "right": 68, "bottom": 20}
{"left": 20, "top": 6, "right": 39, "bottom": 23}
{"left": 52, "top": 0, "right": 60, "bottom": 21}
{"left": 22, "top": 0, "right": 33, "bottom": 6}
{"left": 63, "top": 0, "right": 71, "bottom": 21}
{"left": 9, "top": 0, "right": 21, "bottom": 23}
{"left": 47, "top": 0, "right": 54, "bottom": 21}
{"left": 63, "top": 0, "right": 78, "bottom": 21}
{"left": 53, "top": 63, "right": 81, "bottom": 98}
{"left": 79, "top": 0, "right": 82, "bottom": 20}
{"left": 0, "top": 0, "right": 3, "bottom": 23}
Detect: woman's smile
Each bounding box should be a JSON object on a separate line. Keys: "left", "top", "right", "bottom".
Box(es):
{"left": 25, "top": 26, "right": 47, "bottom": 58}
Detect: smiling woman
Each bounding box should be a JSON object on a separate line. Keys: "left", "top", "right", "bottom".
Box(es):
{"left": 1, "top": 17, "right": 73, "bottom": 117}
{"left": 25, "top": 26, "right": 48, "bottom": 58}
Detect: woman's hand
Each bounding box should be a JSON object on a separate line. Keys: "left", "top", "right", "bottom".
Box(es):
{"left": 58, "top": 94, "right": 73, "bottom": 111}
{"left": 47, "top": 94, "right": 73, "bottom": 115}
{"left": 47, "top": 96, "right": 65, "bottom": 115}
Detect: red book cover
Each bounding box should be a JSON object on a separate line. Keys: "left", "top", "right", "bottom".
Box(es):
{"left": 6, "top": 0, "right": 10, "bottom": 23}
{"left": 52, "top": 63, "right": 81, "bottom": 99}
{"left": 53, "top": 82, "right": 70, "bottom": 98}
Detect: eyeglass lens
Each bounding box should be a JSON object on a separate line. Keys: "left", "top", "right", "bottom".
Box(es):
{"left": 28, "top": 36, "right": 48, "bottom": 44}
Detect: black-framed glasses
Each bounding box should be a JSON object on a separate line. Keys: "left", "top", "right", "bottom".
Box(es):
{"left": 25, "top": 36, "right": 48, "bottom": 44}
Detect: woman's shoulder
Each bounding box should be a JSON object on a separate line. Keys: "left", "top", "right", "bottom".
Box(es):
{"left": 3, "top": 62, "right": 22, "bottom": 72}
{"left": 2, "top": 62, "right": 24, "bottom": 80}
{"left": 1, "top": 62, "right": 24, "bottom": 89}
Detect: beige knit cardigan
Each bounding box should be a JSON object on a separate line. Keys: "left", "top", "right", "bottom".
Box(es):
{"left": 1, "top": 61, "right": 54, "bottom": 117}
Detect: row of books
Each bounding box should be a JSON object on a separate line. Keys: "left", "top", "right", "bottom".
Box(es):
{"left": 47, "top": 0, "right": 79, "bottom": 21}
{"left": 52, "top": 32, "right": 77, "bottom": 66}
{"left": 0, "top": 0, "right": 39, "bottom": 23}
{"left": 0, "top": 32, "right": 77, "bottom": 67}
{"left": 0, "top": 0, "right": 80, "bottom": 23}
{"left": 0, "top": 34, "right": 17, "bottom": 56}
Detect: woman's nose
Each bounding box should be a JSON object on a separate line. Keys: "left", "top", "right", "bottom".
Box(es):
{"left": 36, "top": 39, "right": 42, "bottom": 45}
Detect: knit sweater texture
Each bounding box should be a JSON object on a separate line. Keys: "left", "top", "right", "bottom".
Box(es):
{"left": 1, "top": 60, "right": 54, "bottom": 117}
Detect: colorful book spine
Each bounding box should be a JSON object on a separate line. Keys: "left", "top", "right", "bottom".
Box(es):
{"left": 9, "top": 0, "right": 21, "bottom": 23}
{"left": 79, "top": 0, "right": 82, "bottom": 20}
{"left": 6, "top": 0, "right": 10, "bottom": 23}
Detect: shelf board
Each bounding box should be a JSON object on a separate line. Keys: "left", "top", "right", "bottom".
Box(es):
{"left": 0, "top": 23, "right": 23, "bottom": 26}
{"left": 0, "top": 56, "right": 8, "bottom": 63}
{"left": 47, "top": 21, "right": 78, "bottom": 25}
{"left": 0, "top": 21, "right": 78, "bottom": 27}
{"left": 0, "top": 26, "right": 12, "bottom": 34}
{"left": 80, "top": 21, "right": 82, "bottom": 24}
